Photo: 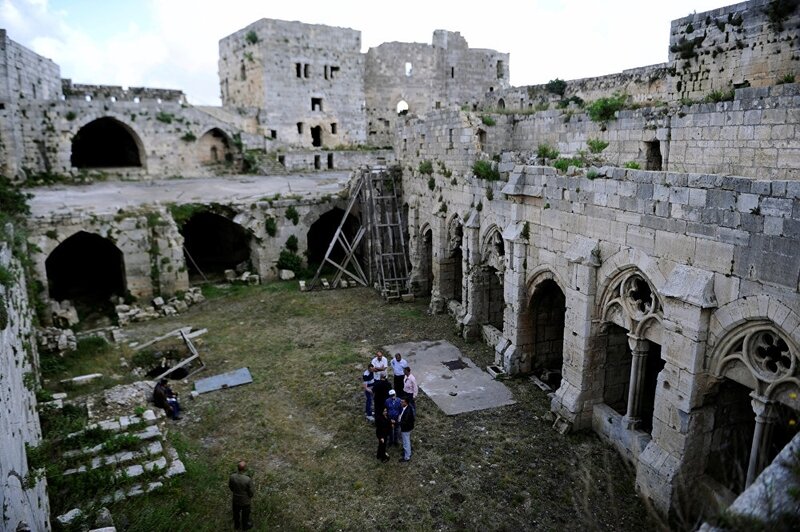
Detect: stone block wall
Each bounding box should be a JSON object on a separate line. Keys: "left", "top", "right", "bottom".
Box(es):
{"left": 277, "top": 148, "right": 395, "bottom": 172}
{"left": 365, "top": 31, "right": 509, "bottom": 147}
{"left": 0, "top": 29, "right": 60, "bottom": 102}
{"left": 12, "top": 96, "right": 254, "bottom": 181}
{"left": 219, "top": 19, "right": 367, "bottom": 149}
{"left": 668, "top": 0, "right": 800, "bottom": 100}
{"left": 0, "top": 232, "right": 50, "bottom": 532}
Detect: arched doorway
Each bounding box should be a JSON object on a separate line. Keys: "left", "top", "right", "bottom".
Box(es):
{"left": 198, "top": 128, "right": 232, "bottom": 164}
{"left": 306, "top": 208, "right": 361, "bottom": 273}
{"left": 45, "top": 231, "right": 126, "bottom": 322}
{"left": 476, "top": 227, "right": 505, "bottom": 330}
{"left": 71, "top": 117, "right": 142, "bottom": 168}
{"left": 180, "top": 212, "right": 251, "bottom": 282}
{"left": 529, "top": 279, "right": 566, "bottom": 388}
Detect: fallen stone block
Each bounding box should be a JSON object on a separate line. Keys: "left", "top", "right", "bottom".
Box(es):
{"left": 152, "top": 296, "right": 165, "bottom": 308}
{"left": 56, "top": 508, "right": 82, "bottom": 526}
{"left": 166, "top": 459, "right": 186, "bottom": 478}
{"left": 279, "top": 269, "right": 295, "bottom": 280}
{"left": 224, "top": 269, "right": 236, "bottom": 281}
{"left": 298, "top": 280, "right": 307, "bottom": 291}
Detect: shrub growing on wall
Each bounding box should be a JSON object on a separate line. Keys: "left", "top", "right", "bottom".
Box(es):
{"left": 586, "top": 94, "right": 628, "bottom": 122}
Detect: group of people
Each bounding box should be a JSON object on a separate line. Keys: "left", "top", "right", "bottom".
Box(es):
{"left": 362, "top": 351, "right": 418, "bottom": 463}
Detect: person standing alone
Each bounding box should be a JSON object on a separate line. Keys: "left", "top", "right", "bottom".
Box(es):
{"left": 229, "top": 460, "right": 254, "bottom": 530}
{"left": 398, "top": 397, "right": 415, "bottom": 462}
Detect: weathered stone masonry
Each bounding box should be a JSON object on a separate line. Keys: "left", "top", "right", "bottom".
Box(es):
{"left": 0, "top": 230, "right": 50, "bottom": 532}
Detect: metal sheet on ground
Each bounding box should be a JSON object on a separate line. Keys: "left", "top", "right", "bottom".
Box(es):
{"left": 383, "top": 340, "right": 516, "bottom": 415}
{"left": 194, "top": 367, "right": 253, "bottom": 394}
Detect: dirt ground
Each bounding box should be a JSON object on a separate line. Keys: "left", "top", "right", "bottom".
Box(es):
{"left": 96, "top": 282, "right": 667, "bottom": 531}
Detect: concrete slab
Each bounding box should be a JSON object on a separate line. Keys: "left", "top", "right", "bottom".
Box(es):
{"left": 384, "top": 340, "right": 516, "bottom": 415}
{"left": 194, "top": 367, "right": 253, "bottom": 394}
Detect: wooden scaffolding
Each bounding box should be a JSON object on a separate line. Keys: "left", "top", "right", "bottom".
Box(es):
{"left": 307, "top": 166, "right": 411, "bottom": 300}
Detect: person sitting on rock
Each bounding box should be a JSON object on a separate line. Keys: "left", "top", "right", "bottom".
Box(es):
{"left": 153, "top": 377, "right": 181, "bottom": 420}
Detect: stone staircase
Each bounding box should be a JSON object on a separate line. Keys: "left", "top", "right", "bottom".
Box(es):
{"left": 55, "top": 408, "right": 186, "bottom": 526}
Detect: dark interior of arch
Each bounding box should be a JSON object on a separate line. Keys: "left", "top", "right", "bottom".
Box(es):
{"left": 181, "top": 212, "right": 251, "bottom": 280}
{"left": 530, "top": 279, "right": 566, "bottom": 384}
{"left": 71, "top": 117, "right": 142, "bottom": 168}
{"left": 46, "top": 231, "right": 126, "bottom": 305}
{"left": 307, "top": 208, "right": 361, "bottom": 271}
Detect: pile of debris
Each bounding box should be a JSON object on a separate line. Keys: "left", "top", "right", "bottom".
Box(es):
{"left": 115, "top": 287, "right": 205, "bottom": 326}
{"left": 224, "top": 269, "right": 261, "bottom": 285}
{"left": 37, "top": 326, "right": 78, "bottom": 355}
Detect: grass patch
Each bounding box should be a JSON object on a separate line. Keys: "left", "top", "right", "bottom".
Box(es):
{"left": 104, "top": 283, "right": 662, "bottom": 531}
{"left": 472, "top": 160, "right": 500, "bottom": 181}
{"left": 586, "top": 93, "right": 628, "bottom": 122}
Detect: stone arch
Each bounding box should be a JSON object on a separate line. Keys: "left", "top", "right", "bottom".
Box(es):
{"left": 596, "top": 259, "right": 666, "bottom": 433}
{"left": 179, "top": 210, "right": 252, "bottom": 281}
{"left": 441, "top": 214, "right": 464, "bottom": 303}
{"left": 497, "top": 98, "right": 505, "bottom": 109}
{"left": 306, "top": 207, "right": 361, "bottom": 271}
{"left": 45, "top": 230, "right": 126, "bottom": 320}
{"left": 197, "top": 128, "right": 232, "bottom": 164}
{"left": 70, "top": 116, "right": 144, "bottom": 168}
{"left": 701, "top": 298, "right": 800, "bottom": 494}
{"left": 418, "top": 222, "right": 434, "bottom": 297}
{"left": 524, "top": 267, "right": 568, "bottom": 386}
{"left": 474, "top": 224, "right": 505, "bottom": 330}
{"left": 707, "top": 298, "right": 800, "bottom": 403}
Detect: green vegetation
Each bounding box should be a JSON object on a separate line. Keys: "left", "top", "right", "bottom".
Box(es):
{"left": 65, "top": 111, "right": 77, "bottom": 121}
{"left": 705, "top": 88, "right": 735, "bottom": 103}
{"left": 285, "top": 205, "right": 300, "bottom": 225}
{"left": 587, "top": 138, "right": 609, "bottom": 154}
{"left": 245, "top": 30, "right": 259, "bottom": 44}
{"left": 418, "top": 160, "right": 434, "bottom": 175}
{"left": 586, "top": 169, "right": 600, "bottom": 180}
{"left": 521, "top": 221, "right": 530, "bottom": 240}
{"left": 766, "top": 0, "right": 799, "bottom": 32}
{"left": 557, "top": 95, "right": 585, "bottom": 109}
{"left": 472, "top": 160, "right": 500, "bottom": 181}
{"left": 624, "top": 161, "right": 641, "bottom": 170}
{"left": 778, "top": 73, "right": 796, "bottom": 84}
{"left": 265, "top": 217, "right": 277, "bottom": 237}
{"left": 180, "top": 131, "right": 197, "bottom": 142}
{"left": 0, "top": 264, "right": 13, "bottom": 287}
{"left": 481, "top": 115, "right": 497, "bottom": 126}
{"left": 553, "top": 157, "right": 585, "bottom": 172}
{"left": 156, "top": 112, "right": 174, "bottom": 124}
{"left": 545, "top": 78, "right": 567, "bottom": 97}
{"left": 427, "top": 177, "right": 436, "bottom": 191}
{"left": 486, "top": 186, "right": 494, "bottom": 201}
{"left": 586, "top": 93, "right": 628, "bottom": 122}
{"left": 285, "top": 235, "right": 299, "bottom": 253}
{"left": 537, "top": 143, "right": 560, "bottom": 160}
{"left": 669, "top": 34, "right": 706, "bottom": 60}
{"left": 276, "top": 250, "right": 302, "bottom": 273}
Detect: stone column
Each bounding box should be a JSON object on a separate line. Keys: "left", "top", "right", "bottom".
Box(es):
{"left": 746, "top": 394, "right": 777, "bottom": 488}
{"left": 497, "top": 228, "right": 529, "bottom": 373}
{"left": 429, "top": 214, "right": 448, "bottom": 314}
{"left": 461, "top": 210, "right": 482, "bottom": 339}
{"left": 622, "top": 336, "right": 650, "bottom": 430}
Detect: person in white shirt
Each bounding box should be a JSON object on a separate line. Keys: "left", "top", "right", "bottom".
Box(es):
{"left": 391, "top": 352, "right": 408, "bottom": 394}
{"left": 371, "top": 351, "right": 388, "bottom": 380}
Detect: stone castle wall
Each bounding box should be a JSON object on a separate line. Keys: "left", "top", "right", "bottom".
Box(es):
{"left": 402, "top": 82, "right": 800, "bottom": 181}
{"left": 365, "top": 32, "right": 509, "bottom": 147}
{"left": 219, "top": 19, "right": 367, "bottom": 149}
{"left": 0, "top": 230, "right": 51, "bottom": 532}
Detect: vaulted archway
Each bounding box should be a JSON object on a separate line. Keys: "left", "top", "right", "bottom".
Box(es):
{"left": 45, "top": 231, "right": 126, "bottom": 322}
{"left": 180, "top": 212, "right": 251, "bottom": 281}
{"left": 198, "top": 128, "right": 232, "bottom": 164}
{"left": 71, "top": 117, "right": 143, "bottom": 168}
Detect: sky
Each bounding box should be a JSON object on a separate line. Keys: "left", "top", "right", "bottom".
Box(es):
{"left": 1, "top": 0, "right": 728, "bottom": 105}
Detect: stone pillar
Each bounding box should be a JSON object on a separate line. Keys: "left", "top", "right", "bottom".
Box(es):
{"left": 429, "top": 214, "right": 448, "bottom": 314}
{"left": 496, "top": 224, "right": 529, "bottom": 374}
{"left": 746, "top": 394, "right": 777, "bottom": 488}
{"left": 461, "top": 211, "right": 482, "bottom": 339}
{"left": 622, "top": 336, "right": 650, "bottom": 430}
{"left": 550, "top": 237, "right": 600, "bottom": 430}
{"left": 635, "top": 266, "right": 717, "bottom": 514}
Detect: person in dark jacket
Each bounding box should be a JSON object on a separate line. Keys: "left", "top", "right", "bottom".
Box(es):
{"left": 398, "top": 396, "right": 415, "bottom": 462}
{"left": 153, "top": 378, "right": 181, "bottom": 420}
{"left": 375, "top": 408, "right": 391, "bottom": 462}
{"left": 229, "top": 460, "right": 254, "bottom": 530}
{"left": 372, "top": 373, "right": 391, "bottom": 416}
